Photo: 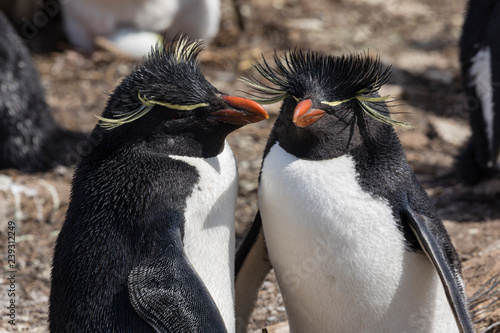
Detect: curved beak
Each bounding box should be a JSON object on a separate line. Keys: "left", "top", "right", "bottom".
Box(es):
{"left": 209, "top": 95, "right": 269, "bottom": 125}
{"left": 293, "top": 99, "right": 325, "bottom": 128}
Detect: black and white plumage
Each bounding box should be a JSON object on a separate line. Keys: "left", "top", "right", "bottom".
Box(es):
{"left": 49, "top": 38, "right": 268, "bottom": 333}
{"left": 0, "top": 11, "right": 86, "bottom": 172}
{"left": 235, "top": 51, "right": 473, "bottom": 332}
{"left": 456, "top": 0, "right": 500, "bottom": 195}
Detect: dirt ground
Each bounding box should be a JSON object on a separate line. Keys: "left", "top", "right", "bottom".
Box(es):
{"left": 1, "top": 0, "right": 500, "bottom": 332}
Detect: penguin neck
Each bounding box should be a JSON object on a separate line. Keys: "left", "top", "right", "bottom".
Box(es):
{"left": 271, "top": 114, "right": 361, "bottom": 160}
{"left": 105, "top": 120, "right": 234, "bottom": 159}
{"left": 271, "top": 113, "right": 401, "bottom": 163}
{"left": 143, "top": 129, "right": 228, "bottom": 158}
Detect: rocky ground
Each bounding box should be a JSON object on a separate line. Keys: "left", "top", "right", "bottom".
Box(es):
{"left": 1, "top": 0, "right": 500, "bottom": 332}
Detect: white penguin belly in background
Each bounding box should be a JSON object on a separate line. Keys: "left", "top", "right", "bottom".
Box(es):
{"left": 108, "top": 29, "right": 162, "bottom": 58}
{"left": 170, "top": 141, "right": 237, "bottom": 332}
{"left": 61, "top": 0, "right": 220, "bottom": 56}
{"left": 259, "top": 143, "right": 458, "bottom": 333}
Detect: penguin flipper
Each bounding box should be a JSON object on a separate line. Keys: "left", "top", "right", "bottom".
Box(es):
{"left": 235, "top": 211, "right": 272, "bottom": 332}
{"left": 128, "top": 230, "right": 227, "bottom": 333}
{"left": 403, "top": 208, "right": 474, "bottom": 333}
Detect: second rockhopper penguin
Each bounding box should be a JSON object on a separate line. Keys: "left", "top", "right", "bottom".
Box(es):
{"left": 49, "top": 38, "right": 268, "bottom": 332}
{"left": 235, "top": 50, "right": 473, "bottom": 333}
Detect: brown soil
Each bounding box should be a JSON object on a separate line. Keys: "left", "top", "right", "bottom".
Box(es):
{"left": 1, "top": 0, "right": 499, "bottom": 332}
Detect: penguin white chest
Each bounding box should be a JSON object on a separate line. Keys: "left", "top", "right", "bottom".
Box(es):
{"left": 169, "top": 141, "right": 237, "bottom": 332}
{"left": 259, "top": 143, "right": 457, "bottom": 333}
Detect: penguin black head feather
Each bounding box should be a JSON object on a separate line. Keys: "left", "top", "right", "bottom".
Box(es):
{"left": 243, "top": 50, "right": 411, "bottom": 160}
{"left": 95, "top": 36, "right": 267, "bottom": 156}
{"left": 100, "top": 38, "right": 213, "bottom": 124}
{"left": 244, "top": 50, "right": 411, "bottom": 129}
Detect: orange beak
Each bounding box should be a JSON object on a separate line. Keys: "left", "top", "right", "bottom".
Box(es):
{"left": 209, "top": 95, "right": 269, "bottom": 125}
{"left": 292, "top": 99, "right": 325, "bottom": 128}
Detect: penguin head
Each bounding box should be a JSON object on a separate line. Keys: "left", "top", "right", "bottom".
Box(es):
{"left": 245, "top": 50, "right": 411, "bottom": 158}
{"left": 97, "top": 37, "right": 268, "bottom": 157}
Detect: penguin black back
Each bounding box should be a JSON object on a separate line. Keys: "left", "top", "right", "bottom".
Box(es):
{"left": 50, "top": 38, "right": 267, "bottom": 332}
{"left": 0, "top": 12, "right": 87, "bottom": 172}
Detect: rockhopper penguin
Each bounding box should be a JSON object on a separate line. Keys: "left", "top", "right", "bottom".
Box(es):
{"left": 49, "top": 38, "right": 268, "bottom": 332}
{"left": 0, "top": 11, "right": 87, "bottom": 172}
{"left": 456, "top": 0, "right": 500, "bottom": 195}
{"left": 235, "top": 50, "right": 473, "bottom": 332}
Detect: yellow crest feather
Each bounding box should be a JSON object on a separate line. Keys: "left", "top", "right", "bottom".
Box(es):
{"left": 96, "top": 104, "right": 153, "bottom": 130}
{"left": 97, "top": 93, "right": 209, "bottom": 130}
{"left": 321, "top": 94, "right": 413, "bottom": 129}
{"left": 138, "top": 93, "right": 208, "bottom": 111}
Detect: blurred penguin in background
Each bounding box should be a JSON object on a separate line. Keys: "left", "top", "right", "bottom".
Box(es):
{"left": 0, "top": 11, "right": 87, "bottom": 172}
{"left": 60, "top": 0, "right": 221, "bottom": 57}
{"left": 0, "top": 0, "right": 65, "bottom": 52}
{"left": 457, "top": 0, "right": 500, "bottom": 195}
{"left": 0, "top": 0, "right": 38, "bottom": 26}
